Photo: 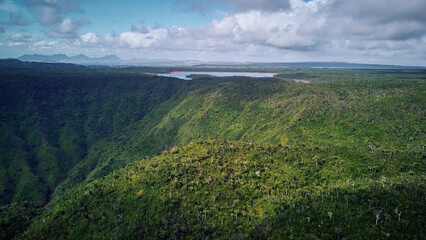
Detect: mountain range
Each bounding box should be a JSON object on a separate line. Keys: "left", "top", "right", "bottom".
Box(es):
{"left": 13, "top": 54, "right": 426, "bottom": 68}
{"left": 16, "top": 54, "right": 205, "bottom": 66}
{"left": 18, "top": 54, "right": 121, "bottom": 65}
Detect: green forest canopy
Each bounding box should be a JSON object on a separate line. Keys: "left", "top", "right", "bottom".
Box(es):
{"left": 0, "top": 61, "right": 424, "bottom": 239}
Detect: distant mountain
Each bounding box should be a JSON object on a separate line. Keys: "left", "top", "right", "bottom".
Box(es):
{"left": 14, "top": 54, "right": 426, "bottom": 68}
{"left": 16, "top": 54, "right": 203, "bottom": 66}
{"left": 18, "top": 54, "right": 122, "bottom": 65}
{"left": 269, "top": 61, "right": 423, "bottom": 69}
{"left": 18, "top": 54, "right": 63, "bottom": 63}
{"left": 97, "top": 54, "right": 121, "bottom": 61}
{"left": 68, "top": 54, "right": 91, "bottom": 61}
{"left": 198, "top": 61, "right": 426, "bottom": 69}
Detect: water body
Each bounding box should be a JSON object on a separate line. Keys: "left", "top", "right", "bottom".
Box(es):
{"left": 157, "top": 71, "right": 277, "bottom": 80}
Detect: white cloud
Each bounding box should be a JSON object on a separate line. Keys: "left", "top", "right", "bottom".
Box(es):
{"left": 28, "top": 40, "right": 60, "bottom": 51}
{"left": 205, "top": 1, "right": 331, "bottom": 50}
{"left": 6, "top": 42, "right": 26, "bottom": 46}
{"left": 23, "top": 0, "right": 82, "bottom": 26}
{"left": 11, "top": 0, "right": 426, "bottom": 65}
{"left": 22, "top": 0, "right": 88, "bottom": 39}
{"left": 8, "top": 12, "right": 30, "bottom": 26}
{"left": 0, "top": 12, "right": 31, "bottom": 33}
{"left": 119, "top": 28, "right": 168, "bottom": 48}
{"left": 33, "top": 40, "right": 57, "bottom": 47}
{"left": 11, "top": 33, "right": 36, "bottom": 42}
{"left": 0, "top": 0, "right": 18, "bottom": 12}
{"left": 49, "top": 17, "right": 89, "bottom": 39}
{"left": 80, "top": 32, "right": 98, "bottom": 44}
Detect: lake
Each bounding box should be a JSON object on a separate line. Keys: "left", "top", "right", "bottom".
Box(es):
{"left": 157, "top": 71, "right": 277, "bottom": 80}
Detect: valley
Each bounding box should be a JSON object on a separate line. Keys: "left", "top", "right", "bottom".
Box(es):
{"left": 0, "top": 60, "right": 424, "bottom": 239}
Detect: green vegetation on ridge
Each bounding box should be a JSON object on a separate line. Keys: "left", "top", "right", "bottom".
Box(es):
{"left": 65, "top": 71, "right": 425, "bottom": 190}
{"left": 0, "top": 61, "right": 424, "bottom": 239}
{"left": 21, "top": 140, "right": 425, "bottom": 239}
{"left": 0, "top": 66, "right": 188, "bottom": 206}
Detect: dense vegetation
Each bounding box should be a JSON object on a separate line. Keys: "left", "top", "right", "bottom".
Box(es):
{"left": 20, "top": 140, "right": 425, "bottom": 239}
{"left": 0, "top": 63, "right": 187, "bottom": 206}
{"left": 0, "top": 60, "right": 424, "bottom": 239}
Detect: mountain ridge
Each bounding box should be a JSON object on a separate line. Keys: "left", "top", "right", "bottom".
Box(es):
{"left": 11, "top": 54, "right": 426, "bottom": 68}
{"left": 19, "top": 140, "right": 426, "bottom": 239}
{"left": 0, "top": 61, "right": 424, "bottom": 239}
{"left": 17, "top": 54, "right": 121, "bottom": 64}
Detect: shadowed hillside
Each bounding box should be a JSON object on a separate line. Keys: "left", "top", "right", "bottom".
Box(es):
{"left": 0, "top": 61, "right": 424, "bottom": 239}
{"left": 60, "top": 71, "right": 425, "bottom": 196}
{"left": 0, "top": 62, "right": 188, "bottom": 206}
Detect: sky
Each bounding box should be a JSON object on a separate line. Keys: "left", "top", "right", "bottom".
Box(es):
{"left": 0, "top": 0, "right": 425, "bottom": 65}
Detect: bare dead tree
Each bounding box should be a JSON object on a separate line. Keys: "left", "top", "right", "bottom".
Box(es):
{"left": 369, "top": 145, "right": 376, "bottom": 153}
{"left": 394, "top": 208, "right": 402, "bottom": 222}
{"left": 375, "top": 208, "right": 383, "bottom": 225}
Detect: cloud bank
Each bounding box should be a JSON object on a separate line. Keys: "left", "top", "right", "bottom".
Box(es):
{"left": 0, "top": 12, "right": 30, "bottom": 32}
{"left": 3, "top": 0, "right": 426, "bottom": 65}
{"left": 22, "top": 0, "right": 87, "bottom": 39}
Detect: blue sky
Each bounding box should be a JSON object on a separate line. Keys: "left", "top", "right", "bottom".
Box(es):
{"left": 0, "top": 0, "right": 425, "bottom": 65}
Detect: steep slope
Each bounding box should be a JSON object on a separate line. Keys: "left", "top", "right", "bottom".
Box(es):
{"left": 62, "top": 72, "right": 426, "bottom": 196}
{"left": 21, "top": 140, "right": 425, "bottom": 239}
{"left": 1, "top": 63, "right": 425, "bottom": 239}
{"left": 0, "top": 63, "right": 188, "bottom": 205}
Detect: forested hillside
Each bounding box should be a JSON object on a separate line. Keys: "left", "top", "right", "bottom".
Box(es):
{"left": 60, "top": 69, "right": 425, "bottom": 197}
{"left": 0, "top": 60, "right": 424, "bottom": 239}
{"left": 0, "top": 64, "right": 187, "bottom": 205}
{"left": 0, "top": 62, "right": 189, "bottom": 238}
{"left": 20, "top": 140, "right": 425, "bottom": 239}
